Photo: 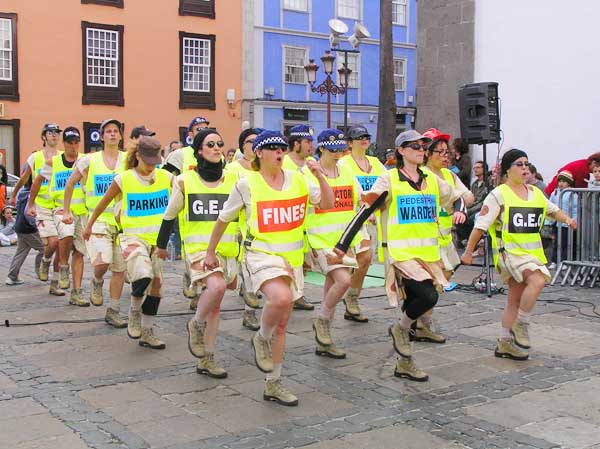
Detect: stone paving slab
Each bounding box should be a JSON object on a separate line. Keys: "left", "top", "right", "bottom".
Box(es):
{"left": 2, "top": 247, "right": 600, "bottom": 448}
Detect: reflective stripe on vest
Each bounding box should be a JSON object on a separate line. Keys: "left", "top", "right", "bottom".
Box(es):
{"left": 490, "top": 184, "right": 547, "bottom": 266}
{"left": 247, "top": 170, "right": 308, "bottom": 267}
{"left": 50, "top": 154, "right": 87, "bottom": 215}
{"left": 34, "top": 150, "right": 60, "bottom": 209}
{"left": 181, "top": 170, "right": 239, "bottom": 258}
{"left": 120, "top": 169, "right": 171, "bottom": 246}
{"left": 306, "top": 164, "right": 358, "bottom": 250}
{"left": 85, "top": 151, "right": 125, "bottom": 226}
{"left": 386, "top": 169, "right": 441, "bottom": 263}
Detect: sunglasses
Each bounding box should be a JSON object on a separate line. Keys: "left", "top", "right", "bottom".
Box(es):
{"left": 431, "top": 149, "right": 448, "bottom": 155}
{"left": 511, "top": 161, "right": 530, "bottom": 168}
{"left": 325, "top": 147, "right": 347, "bottom": 153}
{"left": 260, "top": 144, "right": 286, "bottom": 151}
{"left": 46, "top": 130, "right": 60, "bottom": 136}
{"left": 205, "top": 141, "right": 225, "bottom": 149}
{"left": 354, "top": 135, "right": 370, "bottom": 141}
{"left": 405, "top": 143, "right": 426, "bottom": 151}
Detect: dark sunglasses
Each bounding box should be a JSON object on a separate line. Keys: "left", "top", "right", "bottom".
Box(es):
{"left": 325, "top": 147, "right": 347, "bottom": 153}
{"left": 260, "top": 144, "right": 286, "bottom": 151}
{"left": 205, "top": 141, "right": 225, "bottom": 149}
{"left": 406, "top": 142, "right": 426, "bottom": 151}
{"left": 511, "top": 161, "right": 530, "bottom": 168}
{"left": 354, "top": 135, "right": 370, "bottom": 141}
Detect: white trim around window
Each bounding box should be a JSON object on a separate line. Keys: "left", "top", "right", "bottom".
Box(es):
{"left": 392, "top": 0, "right": 407, "bottom": 26}
{"left": 283, "top": 45, "right": 308, "bottom": 85}
{"left": 393, "top": 57, "right": 407, "bottom": 91}
{"left": 336, "top": 0, "right": 361, "bottom": 21}
{"left": 283, "top": 0, "right": 308, "bottom": 12}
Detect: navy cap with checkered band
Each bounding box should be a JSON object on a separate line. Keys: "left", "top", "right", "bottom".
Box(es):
{"left": 289, "top": 124, "right": 314, "bottom": 141}
{"left": 252, "top": 130, "right": 288, "bottom": 152}
{"left": 317, "top": 128, "right": 347, "bottom": 150}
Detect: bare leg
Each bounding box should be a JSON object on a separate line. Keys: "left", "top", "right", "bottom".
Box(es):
{"left": 59, "top": 236, "right": 73, "bottom": 266}
{"left": 503, "top": 278, "right": 526, "bottom": 329}
{"left": 72, "top": 250, "right": 84, "bottom": 290}
{"left": 349, "top": 244, "right": 372, "bottom": 291}
{"left": 260, "top": 277, "right": 294, "bottom": 363}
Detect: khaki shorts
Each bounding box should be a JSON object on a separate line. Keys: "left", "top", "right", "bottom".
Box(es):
{"left": 120, "top": 236, "right": 163, "bottom": 287}
{"left": 497, "top": 251, "right": 551, "bottom": 284}
{"left": 311, "top": 248, "right": 357, "bottom": 275}
{"left": 35, "top": 205, "right": 58, "bottom": 240}
{"left": 242, "top": 250, "right": 303, "bottom": 301}
{"left": 187, "top": 250, "right": 238, "bottom": 287}
{"left": 85, "top": 221, "right": 126, "bottom": 272}
{"left": 53, "top": 211, "right": 87, "bottom": 255}
{"left": 439, "top": 242, "right": 460, "bottom": 272}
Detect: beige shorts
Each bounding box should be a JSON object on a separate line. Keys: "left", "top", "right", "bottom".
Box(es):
{"left": 497, "top": 251, "right": 551, "bottom": 284}
{"left": 120, "top": 236, "right": 163, "bottom": 286}
{"left": 242, "top": 250, "right": 303, "bottom": 300}
{"left": 53, "top": 211, "right": 87, "bottom": 255}
{"left": 187, "top": 250, "right": 238, "bottom": 287}
{"left": 440, "top": 242, "right": 460, "bottom": 271}
{"left": 311, "top": 248, "right": 357, "bottom": 275}
{"left": 35, "top": 205, "right": 58, "bottom": 240}
{"left": 85, "top": 221, "right": 126, "bottom": 272}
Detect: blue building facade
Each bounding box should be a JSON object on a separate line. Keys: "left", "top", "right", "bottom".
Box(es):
{"left": 242, "top": 0, "right": 417, "bottom": 139}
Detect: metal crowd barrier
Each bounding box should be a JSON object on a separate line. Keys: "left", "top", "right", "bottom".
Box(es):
{"left": 551, "top": 188, "right": 600, "bottom": 287}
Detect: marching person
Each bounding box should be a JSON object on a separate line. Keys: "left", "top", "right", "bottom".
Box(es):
{"left": 421, "top": 128, "right": 474, "bottom": 342}
{"left": 84, "top": 136, "right": 172, "bottom": 348}
{"left": 205, "top": 130, "right": 334, "bottom": 406}
{"left": 225, "top": 127, "right": 263, "bottom": 331}
{"left": 9, "top": 124, "right": 63, "bottom": 294}
{"left": 461, "top": 149, "right": 577, "bottom": 360}
{"left": 307, "top": 128, "right": 364, "bottom": 359}
{"left": 62, "top": 118, "right": 127, "bottom": 328}
{"left": 158, "top": 129, "right": 238, "bottom": 377}
{"left": 282, "top": 124, "right": 317, "bottom": 312}
{"left": 336, "top": 130, "right": 467, "bottom": 382}
{"left": 338, "top": 125, "right": 383, "bottom": 322}
{"left": 27, "top": 127, "right": 89, "bottom": 306}
{"left": 163, "top": 116, "right": 211, "bottom": 302}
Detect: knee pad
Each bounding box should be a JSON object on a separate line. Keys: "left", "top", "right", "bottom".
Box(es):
{"left": 422, "top": 282, "right": 439, "bottom": 310}
{"left": 142, "top": 295, "right": 161, "bottom": 316}
{"left": 131, "top": 277, "right": 152, "bottom": 297}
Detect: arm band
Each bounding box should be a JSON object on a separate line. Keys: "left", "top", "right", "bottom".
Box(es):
{"left": 335, "top": 191, "right": 388, "bottom": 253}
{"left": 157, "top": 219, "right": 175, "bottom": 249}
{"left": 162, "top": 163, "right": 181, "bottom": 176}
{"left": 453, "top": 197, "right": 466, "bottom": 214}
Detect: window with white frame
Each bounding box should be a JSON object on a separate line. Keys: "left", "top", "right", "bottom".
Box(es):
{"left": 392, "top": 0, "right": 407, "bottom": 25}
{"left": 82, "top": 21, "right": 123, "bottom": 105}
{"left": 283, "top": 0, "right": 308, "bottom": 12}
{"left": 284, "top": 47, "right": 306, "bottom": 84}
{"left": 0, "top": 18, "right": 12, "bottom": 81}
{"left": 393, "top": 58, "right": 406, "bottom": 91}
{"left": 338, "top": 53, "right": 359, "bottom": 89}
{"left": 86, "top": 27, "right": 119, "bottom": 87}
{"left": 337, "top": 0, "right": 360, "bottom": 20}
{"left": 182, "top": 37, "right": 211, "bottom": 92}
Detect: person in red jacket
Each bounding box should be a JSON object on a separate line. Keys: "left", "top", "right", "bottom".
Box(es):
{"left": 545, "top": 152, "right": 600, "bottom": 195}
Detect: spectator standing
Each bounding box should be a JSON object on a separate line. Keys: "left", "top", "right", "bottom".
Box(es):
{"left": 549, "top": 171, "right": 577, "bottom": 265}
{"left": 456, "top": 161, "right": 490, "bottom": 243}
{"left": 451, "top": 138, "right": 472, "bottom": 188}
{"left": 545, "top": 152, "right": 600, "bottom": 195}
{"left": 526, "top": 164, "right": 547, "bottom": 195}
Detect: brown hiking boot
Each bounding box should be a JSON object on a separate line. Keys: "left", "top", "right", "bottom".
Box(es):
{"left": 388, "top": 322, "right": 413, "bottom": 357}
{"left": 315, "top": 343, "right": 347, "bottom": 359}
{"left": 189, "top": 294, "right": 199, "bottom": 311}
{"left": 139, "top": 327, "right": 166, "bottom": 349}
{"left": 495, "top": 338, "right": 529, "bottom": 360}
{"left": 243, "top": 291, "right": 261, "bottom": 309}
{"left": 394, "top": 357, "right": 429, "bottom": 382}
{"left": 104, "top": 308, "right": 127, "bottom": 328}
{"left": 90, "top": 278, "right": 104, "bottom": 306}
{"left": 413, "top": 318, "right": 446, "bottom": 344}
{"left": 251, "top": 332, "right": 273, "bottom": 373}
{"left": 510, "top": 320, "right": 531, "bottom": 349}
{"left": 242, "top": 310, "right": 260, "bottom": 331}
{"left": 263, "top": 379, "right": 298, "bottom": 406}
{"left": 69, "top": 288, "right": 89, "bottom": 307}
{"left": 187, "top": 318, "right": 206, "bottom": 358}
{"left": 196, "top": 353, "right": 228, "bottom": 378}
{"left": 39, "top": 258, "right": 50, "bottom": 281}
{"left": 293, "top": 296, "right": 314, "bottom": 311}
{"left": 49, "top": 280, "right": 66, "bottom": 296}
{"left": 182, "top": 272, "right": 196, "bottom": 298}
{"left": 127, "top": 310, "right": 142, "bottom": 339}
{"left": 313, "top": 317, "right": 333, "bottom": 346}
{"left": 58, "top": 265, "right": 70, "bottom": 289}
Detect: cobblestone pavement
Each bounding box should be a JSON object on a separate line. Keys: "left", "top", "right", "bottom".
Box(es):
{"left": 1, "top": 246, "right": 600, "bottom": 449}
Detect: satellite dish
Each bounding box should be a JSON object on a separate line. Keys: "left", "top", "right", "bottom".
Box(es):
{"left": 348, "top": 22, "right": 371, "bottom": 48}
{"left": 328, "top": 19, "right": 349, "bottom": 47}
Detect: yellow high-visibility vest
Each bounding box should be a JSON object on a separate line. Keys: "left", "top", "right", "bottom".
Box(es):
{"left": 306, "top": 164, "right": 359, "bottom": 250}
{"left": 422, "top": 166, "right": 455, "bottom": 248}
{"left": 85, "top": 151, "right": 125, "bottom": 227}
{"left": 50, "top": 154, "right": 86, "bottom": 216}
{"left": 180, "top": 170, "right": 239, "bottom": 258}
{"left": 34, "top": 150, "right": 61, "bottom": 210}
{"left": 119, "top": 169, "right": 171, "bottom": 246}
{"left": 246, "top": 170, "right": 309, "bottom": 267}
{"left": 490, "top": 184, "right": 547, "bottom": 266}
{"left": 387, "top": 169, "right": 441, "bottom": 263}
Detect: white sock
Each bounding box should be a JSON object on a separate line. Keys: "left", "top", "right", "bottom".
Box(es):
{"left": 266, "top": 363, "right": 282, "bottom": 381}
{"left": 205, "top": 343, "right": 215, "bottom": 354}
{"left": 319, "top": 303, "right": 333, "bottom": 320}
{"left": 259, "top": 323, "right": 274, "bottom": 340}
{"left": 500, "top": 327, "right": 511, "bottom": 340}
{"left": 399, "top": 312, "right": 414, "bottom": 330}
{"left": 141, "top": 314, "right": 154, "bottom": 329}
{"left": 517, "top": 309, "right": 531, "bottom": 324}
{"left": 130, "top": 296, "right": 143, "bottom": 312}
{"left": 52, "top": 272, "right": 59, "bottom": 281}
{"left": 109, "top": 298, "right": 120, "bottom": 312}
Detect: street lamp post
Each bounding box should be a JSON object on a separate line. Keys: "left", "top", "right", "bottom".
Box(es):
{"left": 332, "top": 47, "right": 360, "bottom": 132}
{"left": 304, "top": 51, "right": 348, "bottom": 129}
